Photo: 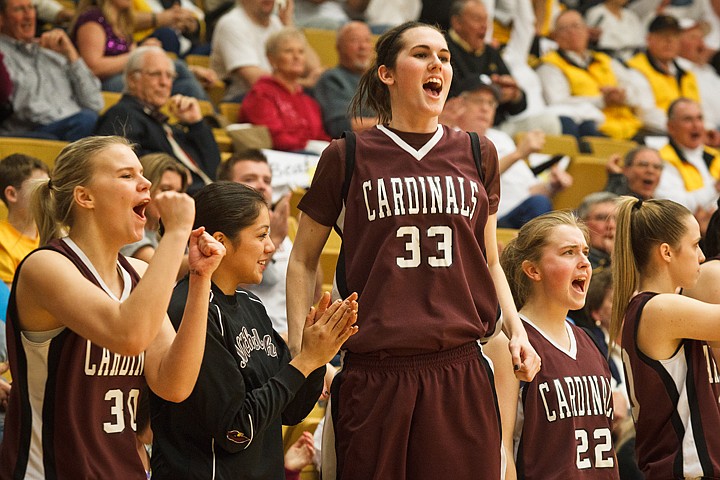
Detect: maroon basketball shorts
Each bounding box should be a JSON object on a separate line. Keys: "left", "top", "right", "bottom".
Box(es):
{"left": 323, "top": 341, "right": 503, "bottom": 480}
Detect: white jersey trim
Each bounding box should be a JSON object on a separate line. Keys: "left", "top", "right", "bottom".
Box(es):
{"left": 376, "top": 124, "right": 444, "bottom": 161}
{"left": 61, "top": 237, "right": 132, "bottom": 301}
{"left": 520, "top": 315, "right": 578, "bottom": 360}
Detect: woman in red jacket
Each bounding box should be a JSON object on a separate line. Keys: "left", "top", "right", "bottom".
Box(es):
{"left": 240, "top": 27, "right": 330, "bottom": 152}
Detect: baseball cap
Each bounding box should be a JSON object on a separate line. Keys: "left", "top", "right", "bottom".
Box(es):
{"left": 648, "top": 14, "right": 681, "bottom": 34}
{"left": 455, "top": 74, "right": 502, "bottom": 102}
{"left": 678, "top": 17, "right": 710, "bottom": 34}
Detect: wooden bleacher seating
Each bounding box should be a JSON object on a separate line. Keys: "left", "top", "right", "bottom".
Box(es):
{"left": 320, "top": 229, "right": 341, "bottom": 293}
{"left": 185, "top": 54, "right": 211, "bottom": 68}
{"left": 552, "top": 155, "right": 608, "bottom": 211}
{"left": 496, "top": 228, "right": 519, "bottom": 249}
{"left": 101, "top": 91, "right": 122, "bottom": 115}
{"left": 219, "top": 102, "right": 241, "bottom": 125}
{"left": 515, "top": 133, "right": 580, "bottom": 157}
{"left": 581, "top": 136, "right": 638, "bottom": 159}
{"left": 0, "top": 137, "right": 68, "bottom": 170}
{"left": 303, "top": 28, "right": 339, "bottom": 69}
{"left": 282, "top": 402, "right": 324, "bottom": 480}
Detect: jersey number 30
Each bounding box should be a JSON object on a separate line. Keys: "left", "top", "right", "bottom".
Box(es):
{"left": 396, "top": 226, "right": 452, "bottom": 268}
{"left": 104, "top": 388, "right": 140, "bottom": 433}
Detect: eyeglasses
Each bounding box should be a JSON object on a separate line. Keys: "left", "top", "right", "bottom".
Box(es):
{"left": 462, "top": 95, "right": 498, "bottom": 108}
{"left": 587, "top": 213, "right": 614, "bottom": 222}
{"left": 136, "top": 70, "right": 177, "bottom": 80}
{"left": 631, "top": 160, "right": 663, "bottom": 171}
{"left": 9, "top": 4, "right": 35, "bottom": 13}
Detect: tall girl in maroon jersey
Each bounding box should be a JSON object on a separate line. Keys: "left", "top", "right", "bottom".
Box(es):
{"left": 287, "top": 21, "right": 541, "bottom": 480}
{"left": 0, "top": 136, "right": 225, "bottom": 479}
{"left": 611, "top": 196, "right": 720, "bottom": 479}
{"left": 487, "top": 211, "right": 618, "bottom": 480}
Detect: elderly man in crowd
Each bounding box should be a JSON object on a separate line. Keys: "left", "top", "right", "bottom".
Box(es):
{"left": 604, "top": 147, "right": 663, "bottom": 200}
{"left": 655, "top": 98, "right": 720, "bottom": 229}
{"left": 95, "top": 46, "right": 219, "bottom": 194}
{"left": 537, "top": 9, "right": 643, "bottom": 140}
{"left": 0, "top": 0, "right": 102, "bottom": 141}
{"left": 314, "top": 21, "right": 377, "bottom": 139}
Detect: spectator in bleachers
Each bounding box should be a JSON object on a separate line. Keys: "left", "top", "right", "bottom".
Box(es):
{"left": 677, "top": 19, "right": 720, "bottom": 137}
{"left": 442, "top": 76, "right": 572, "bottom": 229}
{"left": 584, "top": 0, "right": 645, "bottom": 60}
{"left": 577, "top": 191, "right": 618, "bottom": 269}
{"left": 419, "top": 0, "right": 452, "bottom": 31}
{"left": 604, "top": 146, "right": 663, "bottom": 199}
{"left": 131, "top": 0, "right": 209, "bottom": 57}
{"left": 294, "top": 0, "right": 348, "bottom": 29}
{"left": 656, "top": 98, "right": 720, "bottom": 224}
{"left": 240, "top": 28, "right": 330, "bottom": 152}
{"left": 35, "top": 0, "right": 75, "bottom": 26}
{"left": 0, "top": 0, "right": 103, "bottom": 141}
{"left": 95, "top": 46, "right": 220, "bottom": 194}
{"left": 314, "top": 21, "right": 378, "bottom": 139}
{"left": 0, "top": 154, "right": 49, "bottom": 287}
{"left": 70, "top": 0, "right": 210, "bottom": 99}
{"left": 0, "top": 52, "right": 11, "bottom": 124}
{"left": 211, "top": 0, "right": 323, "bottom": 102}
{"left": 446, "top": 0, "right": 562, "bottom": 137}
{"left": 537, "top": 9, "right": 643, "bottom": 140}
{"left": 626, "top": 14, "right": 700, "bottom": 133}
{"left": 120, "top": 153, "right": 190, "bottom": 279}
{"left": 216, "top": 150, "right": 294, "bottom": 335}
{"left": 345, "top": 0, "right": 421, "bottom": 33}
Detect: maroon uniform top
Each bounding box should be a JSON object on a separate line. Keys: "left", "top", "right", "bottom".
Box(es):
{"left": 299, "top": 125, "right": 501, "bottom": 356}
{"left": 516, "top": 318, "right": 618, "bottom": 480}
{"left": 0, "top": 238, "right": 147, "bottom": 479}
{"left": 622, "top": 292, "right": 720, "bottom": 479}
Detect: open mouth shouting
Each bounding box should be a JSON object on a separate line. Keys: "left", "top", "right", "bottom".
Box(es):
{"left": 133, "top": 199, "right": 150, "bottom": 221}
{"left": 571, "top": 277, "right": 587, "bottom": 294}
{"left": 423, "top": 78, "right": 443, "bottom": 98}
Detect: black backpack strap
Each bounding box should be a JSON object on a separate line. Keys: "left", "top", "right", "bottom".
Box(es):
{"left": 468, "top": 131, "right": 484, "bottom": 185}
{"left": 334, "top": 131, "right": 355, "bottom": 299}
{"left": 341, "top": 130, "right": 356, "bottom": 203}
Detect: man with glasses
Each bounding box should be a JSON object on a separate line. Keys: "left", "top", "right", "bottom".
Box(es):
{"left": 577, "top": 192, "right": 618, "bottom": 270}
{"left": 656, "top": 97, "right": 720, "bottom": 225}
{"left": 446, "top": 0, "right": 562, "bottom": 137}
{"left": 0, "top": 0, "right": 102, "bottom": 141}
{"left": 95, "top": 46, "right": 220, "bottom": 194}
{"left": 605, "top": 147, "right": 663, "bottom": 200}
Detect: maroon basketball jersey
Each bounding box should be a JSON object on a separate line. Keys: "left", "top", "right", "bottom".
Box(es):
{"left": 299, "top": 125, "right": 501, "bottom": 356}
{"left": 0, "top": 238, "right": 147, "bottom": 479}
{"left": 621, "top": 292, "right": 720, "bottom": 479}
{"left": 516, "top": 318, "right": 618, "bottom": 480}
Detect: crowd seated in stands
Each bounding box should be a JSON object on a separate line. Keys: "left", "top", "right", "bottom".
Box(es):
{"left": 538, "top": 9, "right": 643, "bottom": 140}
{"left": 446, "top": 0, "right": 562, "bottom": 137}
{"left": 71, "top": 0, "right": 210, "bottom": 98}
{"left": 211, "top": 0, "right": 322, "bottom": 102}
{"left": 95, "top": 46, "right": 220, "bottom": 193}
{"left": 240, "top": 28, "right": 330, "bottom": 152}
{"left": 0, "top": 0, "right": 102, "bottom": 141}
{"left": 442, "top": 75, "right": 571, "bottom": 229}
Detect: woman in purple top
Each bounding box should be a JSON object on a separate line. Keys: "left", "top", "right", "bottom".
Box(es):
{"left": 71, "top": 0, "right": 134, "bottom": 91}
{"left": 71, "top": 0, "right": 207, "bottom": 98}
